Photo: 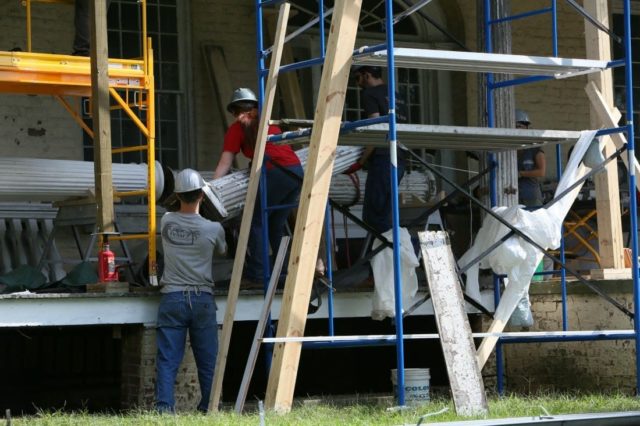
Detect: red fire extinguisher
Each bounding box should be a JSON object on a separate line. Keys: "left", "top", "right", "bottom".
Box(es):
{"left": 98, "top": 237, "right": 118, "bottom": 282}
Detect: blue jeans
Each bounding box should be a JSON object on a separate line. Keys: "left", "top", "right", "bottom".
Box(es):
{"left": 363, "top": 155, "right": 406, "bottom": 234}
{"left": 155, "top": 290, "right": 218, "bottom": 413}
{"left": 246, "top": 164, "right": 303, "bottom": 281}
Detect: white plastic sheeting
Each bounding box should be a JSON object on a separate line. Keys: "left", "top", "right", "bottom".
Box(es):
{"left": 371, "top": 227, "right": 420, "bottom": 320}
{"left": 457, "top": 130, "right": 599, "bottom": 368}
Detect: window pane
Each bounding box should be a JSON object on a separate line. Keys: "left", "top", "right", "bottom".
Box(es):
{"left": 120, "top": 3, "right": 140, "bottom": 32}
{"left": 122, "top": 32, "right": 141, "bottom": 58}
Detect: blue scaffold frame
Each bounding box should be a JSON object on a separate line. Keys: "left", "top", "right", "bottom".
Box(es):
{"left": 250, "top": 0, "right": 639, "bottom": 406}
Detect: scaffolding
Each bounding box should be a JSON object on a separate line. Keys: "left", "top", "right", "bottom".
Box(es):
{"left": 212, "top": 0, "right": 638, "bottom": 413}
{"left": 1, "top": 0, "right": 158, "bottom": 284}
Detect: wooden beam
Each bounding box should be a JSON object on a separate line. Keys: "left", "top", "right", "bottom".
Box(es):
{"left": 264, "top": 0, "right": 362, "bottom": 413}
{"left": 201, "top": 44, "right": 235, "bottom": 129}
{"left": 235, "top": 236, "right": 290, "bottom": 413}
{"left": 208, "top": 2, "right": 290, "bottom": 412}
{"left": 90, "top": 0, "right": 114, "bottom": 233}
{"left": 265, "top": 10, "right": 307, "bottom": 119}
{"left": 419, "top": 231, "right": 488, "bottom": 416}
{"left": 585, "top": 81, "right": 640, "bottom": 192}
{"left": 584, "top": 0, "right": 625, "bottom": 270}
{"left": 201, "top": 44, "right": 249, "bottom": 169}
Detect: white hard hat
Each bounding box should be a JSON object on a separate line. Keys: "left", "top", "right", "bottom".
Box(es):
{"left": 174, "top": 168, "right": 205, "bottom": 193}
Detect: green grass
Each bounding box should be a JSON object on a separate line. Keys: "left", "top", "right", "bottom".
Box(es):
{"left": 8, "top": 393, "right": 640, "bottom": 425}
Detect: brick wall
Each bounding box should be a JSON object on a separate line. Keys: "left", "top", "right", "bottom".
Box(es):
{"left": 503, "top": 281, "right": 636, "bottom": 393}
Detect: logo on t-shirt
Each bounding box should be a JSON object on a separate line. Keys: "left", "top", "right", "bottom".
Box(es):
{"left": 162, "top": 223, "right": 200, "bottom": 246}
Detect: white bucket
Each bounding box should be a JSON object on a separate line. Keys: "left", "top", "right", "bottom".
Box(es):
{"left": 391, "top": 368, "right": 430, "bottom": 405}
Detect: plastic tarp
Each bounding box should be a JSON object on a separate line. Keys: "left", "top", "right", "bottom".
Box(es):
{"left": 457, "top": 130, "right": 599, "bottom": 367}
{"left": 371, "top": 227, "right": 420, "bottom": 320}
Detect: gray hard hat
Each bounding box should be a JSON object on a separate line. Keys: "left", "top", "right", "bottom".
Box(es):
{"left": 515, "top": 109, "right": 531, "bottom": 125}
{"left": 174, "top": 168, "right": 205, "bottom": 193}
{"left": 227, "top": 87, "right": 258, "bottom": 112}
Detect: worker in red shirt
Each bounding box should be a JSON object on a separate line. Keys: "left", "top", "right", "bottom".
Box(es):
{"left": 213, "top": 88, "right": 303, "bottom": 287}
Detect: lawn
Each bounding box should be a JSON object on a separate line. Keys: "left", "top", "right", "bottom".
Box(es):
{"left": 7, "top": 393, "right": 640, "bottom": 425}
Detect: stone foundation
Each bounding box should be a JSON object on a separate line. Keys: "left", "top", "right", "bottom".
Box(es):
{"left": 504, "top": 280, "right": 636, "bottom": 393}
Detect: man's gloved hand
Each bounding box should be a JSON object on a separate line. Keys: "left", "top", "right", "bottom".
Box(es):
{"left": 343, "top": 162, "right": 362, "bottom": 175}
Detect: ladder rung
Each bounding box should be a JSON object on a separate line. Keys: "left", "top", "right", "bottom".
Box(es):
{"left": 112, "top": 145, "right": 149, "bottom": 154}
{"left": 114, "top": 190, "right": 148, "bottom": 198}
{"left": 111, "top": 233, "right": 150, "bottom": 241}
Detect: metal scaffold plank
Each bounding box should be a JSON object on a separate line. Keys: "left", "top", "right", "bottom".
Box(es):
{"left": 353, "top": 48, "right": 609, "bottom": 78}
{"left": 337, "top": 123, "right": 581, "bottom": 150}
{"left": 0, "top": 50, "right": 145, "bottom": 96}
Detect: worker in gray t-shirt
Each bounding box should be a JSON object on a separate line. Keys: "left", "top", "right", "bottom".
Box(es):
{"left": 155, "top": 168, "right": 226, "bottom": 414}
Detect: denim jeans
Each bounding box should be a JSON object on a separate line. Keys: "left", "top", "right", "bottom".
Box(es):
{"left": 155, "top": 290, "right": 218, "bottom": 413}
{"left": 245, "top": 164, "right": 303, "bottom": 281}
{"left": 363, "top": 155, "right": 406, "bottom": 234}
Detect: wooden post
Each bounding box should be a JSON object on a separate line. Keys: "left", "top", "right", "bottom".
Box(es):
{"left": 584, "top": 0, "right": 625, "bottom": 273}
{"left": 264, "top": 0, "right": 362, "bottom": 413}
{"left": 208, "top": 3, "right": 290, "bottom": 411}
{"left": 90, "top": 0, "right": 114, "bottom": 234}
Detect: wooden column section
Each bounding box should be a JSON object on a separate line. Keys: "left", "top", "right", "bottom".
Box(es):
{"left": 265, "top": 0, "right": 362, "bottom": 413}
{"left": 584, "top": 0, "right": 625, "bottom": 275}
{"left": 90, "top": 0, "right": 114, "bottom": 233}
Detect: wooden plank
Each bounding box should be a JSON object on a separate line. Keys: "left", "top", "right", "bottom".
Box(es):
{"left": 585, "top": 81, "right": 640, "bottom": 189}
{"left": 235, "top": 236, "right": 290, "bottom": 413}
{"left": 476, "top": 272, "right": 529, "bottom": 369}
{"left": 419, "top": 231, "right": 488, "bottom": 416}
{"left": 265, "top": 11, "right": 307, "bottom": 119}
{"left": 201, "top": 44, "right": 235, "bottom": 129}
{"left": 90, "top": 0, "right": 114, "bottom": 234}
{"left": 264, "top": 0, "right": 363, "bottom": 413}
{"left": 201, "top": 44, "right": 249, "bottom": 169}
{"left": 208, "top": 2, "right": 290, "bottom": 412}
{"left": 584, "top": 0, "right": 624, "bottom": 270}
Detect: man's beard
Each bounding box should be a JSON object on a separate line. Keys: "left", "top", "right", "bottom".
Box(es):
{"left": 241, "top": 119, "right": 259, "bottom": 150}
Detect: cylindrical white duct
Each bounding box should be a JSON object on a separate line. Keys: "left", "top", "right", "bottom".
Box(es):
{"left": 0, "top": 158, "right": 165, "bottom": 202}
{"left": 200, "top": 146, "right": 364, "bottom": 221}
